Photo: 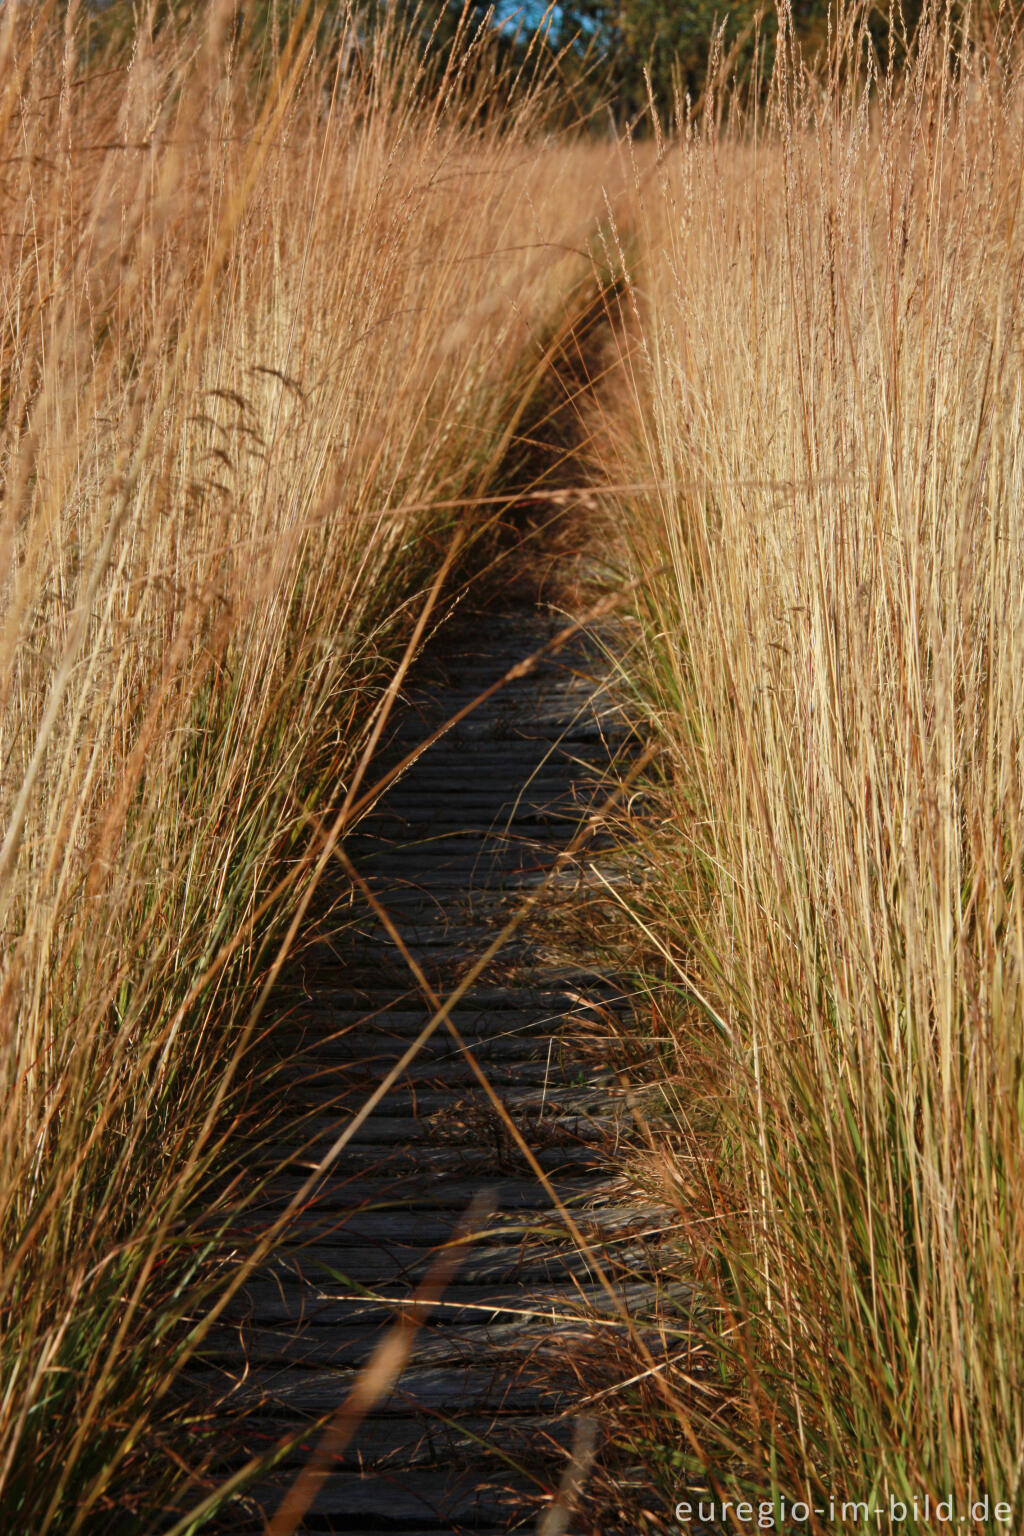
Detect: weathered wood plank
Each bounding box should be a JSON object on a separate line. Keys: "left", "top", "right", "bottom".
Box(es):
{"left": 266, "top": 1004, "right": 600, "bottom": 1034}
{"left": 226, "top": 1277, "right": 685, "bottom": 1329}
{"left": 254, "top": 1103, "right": 618, "bottom": 1146}
{"left": 229, "top": 1470, "right": 542, "bottom": 1525}
{"left": 223, "top": 1203, "right": 670, "bottom": 1249}
{"left": 264, "top": 1037, "right": 570, "bottom": 1070}
{"left": 242, "top": 1173, "right": 624, "bottom": 1216}
{"left": 268, "top": 980, "right": 630, "bottom": 1009}
{"left": 248, "top": 1237, "right": 655, "bottom": 1288}
{"left": 269, "top": 1061, "right": 603, "bottom": 1094}
{"left": 255, "top": 1082, "right": 619, "bottom": 1118}
{"left": 190, "top": 1363, "right": 564, "bottom": 1416}
{"left": 243, "top": 1142, "right": 604, "bottom": 1178}
{"left": 200, "top": 1318, "right": 610, "bottom": 1368}
{"left": 193, "top": 1411, "right": 576, "bottom": 1468}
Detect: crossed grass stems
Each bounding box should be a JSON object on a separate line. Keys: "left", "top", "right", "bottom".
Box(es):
{"left": 167, "top": 531, "right": 690, "bottom": 1535}
{"left": 6, "top": 1, "right": 1024, "bottom": 1530}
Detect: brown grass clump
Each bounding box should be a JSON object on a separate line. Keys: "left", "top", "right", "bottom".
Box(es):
{"left": 0, "top": 4, "right": 624, "bottom": 1527}
{"left": 602, "top": 1, "right": 1024, "bottom": 1526}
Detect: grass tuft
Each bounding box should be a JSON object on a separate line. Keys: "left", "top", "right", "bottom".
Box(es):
{"left": 0, "top": 5, "right": 625, "bottom": 1527}
{"left": 601, "top": 2, "right": 1024, "bottom": 1525}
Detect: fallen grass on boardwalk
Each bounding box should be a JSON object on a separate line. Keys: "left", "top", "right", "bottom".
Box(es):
{"left": 0, "top": 4, "right": 623, "bottom": 1527}
{"left": 600, "top": 2, "right": 1024, "bottom": 1526}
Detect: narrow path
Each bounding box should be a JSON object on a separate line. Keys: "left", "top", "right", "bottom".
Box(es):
{"left": 197, "top": 589, "right": 665, "bottom": 1533}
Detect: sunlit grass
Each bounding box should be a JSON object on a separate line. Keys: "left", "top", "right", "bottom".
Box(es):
{"left": 603, "top": 1, "right": 1024, "bottom": 1523}
{"left": 0, "top": 3, "right": 628, "bottom": 1527}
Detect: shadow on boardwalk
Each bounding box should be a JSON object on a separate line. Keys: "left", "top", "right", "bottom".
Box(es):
{"left": 173, "top": 382, "right": 675, "bottom": 1533}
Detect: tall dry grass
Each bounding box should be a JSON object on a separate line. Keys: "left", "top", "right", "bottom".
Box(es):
{"left": 607, "top": 2, "right": 1024, "bottom": 1524}
{"left": 0, "top": 4, "right": 622, "bottom": 1527}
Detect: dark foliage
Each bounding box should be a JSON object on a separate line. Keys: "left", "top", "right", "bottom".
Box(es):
{"left": 72, "top": 1, "right": 964, "bottom": 129}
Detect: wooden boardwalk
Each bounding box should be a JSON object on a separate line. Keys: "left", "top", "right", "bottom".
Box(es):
{"left": 190, "top": 594, "right": 668, "bottom": 1534}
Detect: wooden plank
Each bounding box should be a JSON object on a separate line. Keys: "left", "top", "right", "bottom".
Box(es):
{"left": 199, "top": 1316, "right": 604, "bottom": 1369}
{"left": 256, "top": 1083, "right": 618, "bottom": 1118}
{"left": 223, "top": 1203, "right": 670, "bottom": 1249}
{"left": 241, "top": 1238, "right": 657, "bottom": 1288}
{"left": 243, "top": 1143, "right": 604, "bottom": 1178}
{"left": 267, "top": 982, "right": 627, "bottom": 1010}
{"left": 255, "top": 1107, "right": 618, "bottom": 1146}
{"left": 367, "top": 805, "right": 595, "bottom": 829}
{"left": 223, "top": 1469, "right": 543, "bottom": 1525}
{"left": 188, "top": 1363, "right": 563, "bottom": 1416}
{"left": 205, "top": 1301, "right": 679, "bottom": 1375}
{"left": 266, "top": 1004, "right": 594, "bottom": 1033}
{"left": 264, "top": 1038, "right": 569, "bottom": 1069}
{"left": 270, "top": 1062, "right": 608, "bottom": 1095}
{"left": 226, "top": 1277, "right": 684, "bottom": 1329}
{"left": 191, "top": 1411, "right": 576, "bottom": 1468}
{"left": 344, "top": 830, "right": 578, "bottom": 855}
{"left": 303, "top": 1072, "right": 612, "bottom": 1108}
{"left": 241, "top": 1173, "right": 624, "bottom": 1216}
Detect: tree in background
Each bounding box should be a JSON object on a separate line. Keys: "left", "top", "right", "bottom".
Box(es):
{"left": 563, "top": 0, "right": 757, "bottom": 120}
{"left": 68, "top": 1, "right": 942, "bottom": 129}
{"left": 558, "top": 1, "right": 939, "bottom": 125}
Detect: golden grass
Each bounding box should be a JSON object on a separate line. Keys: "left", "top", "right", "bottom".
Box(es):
{"left": 603, "top": 1, "right": 1024, "bottom": 1523}
{"left": 0, "top": 4, "right": 627, "bottom": 1526}
{"left": 13, "top": 0, "right": 1019, "bottom": 1523}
